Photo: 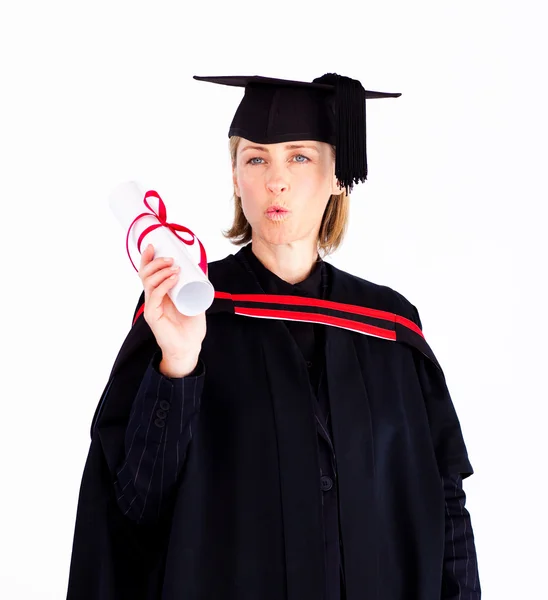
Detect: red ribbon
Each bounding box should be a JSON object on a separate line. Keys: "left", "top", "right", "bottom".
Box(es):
{"left": 125, "top": 189, "right": 207, "bottom": 275}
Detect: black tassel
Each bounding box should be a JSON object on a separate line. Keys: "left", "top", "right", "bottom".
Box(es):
{"left": 313, "top": 73, "right": 367, "bottom": 195}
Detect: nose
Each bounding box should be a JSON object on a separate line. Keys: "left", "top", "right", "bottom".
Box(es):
{"left": 266, "top": 180, "right": 288, "bottom": 195}
{"left": 265, "top": 166, "right": 289, "bottom": 195}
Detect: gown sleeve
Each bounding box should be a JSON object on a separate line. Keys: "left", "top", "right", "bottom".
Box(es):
{"left": 409, "top": 302, "right": 481, "bottom": 596}
{"left": 114, "top": 351, "right": 205, "bottom": 524}
{"left": 441, "top": 474, "right": 482, "bottom": 599}
{"left": 410, "top": 303, "right": 474, "bottom": 479}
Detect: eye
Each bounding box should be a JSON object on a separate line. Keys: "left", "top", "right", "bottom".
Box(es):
{"left": 246, "top": 154, "right": 310, "bottom": 165}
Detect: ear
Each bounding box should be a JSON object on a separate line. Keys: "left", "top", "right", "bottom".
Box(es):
{"left": 330, "top": 172, "right": 344, "bottom": 196}
{"left": 232, "top": 166, "right": 241, "bottom": 197}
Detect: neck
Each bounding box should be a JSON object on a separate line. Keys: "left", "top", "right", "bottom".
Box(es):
{"left": 250, "top": 236, "right": 319, "bottom": 285}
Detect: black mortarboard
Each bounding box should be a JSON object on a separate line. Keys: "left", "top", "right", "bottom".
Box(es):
{"left": 193, "top": 73, "right": 401, "bottom": 195}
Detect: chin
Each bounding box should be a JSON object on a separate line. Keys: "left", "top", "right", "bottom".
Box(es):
{"left": 254, "top": 224, "right": 297, "bottom": 246}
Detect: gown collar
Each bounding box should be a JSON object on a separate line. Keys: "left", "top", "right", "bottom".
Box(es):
{"left": 239, "top": 243, "right": 324, "bottom": 299}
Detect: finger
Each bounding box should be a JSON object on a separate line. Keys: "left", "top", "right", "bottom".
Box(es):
{"left": 144, "top": 265, "right": 179, "bottom": 297}
{"left": 147, "top": 272, "right": 179, "bottom": 314}
{"left": 138, "top": 244, "right": 158, "bottom": 279}
{"left": 139, "top": 244, "right": 155, "bottom": 271}
{"left": 139, "top": 254, "right": 174, "bottom": 282}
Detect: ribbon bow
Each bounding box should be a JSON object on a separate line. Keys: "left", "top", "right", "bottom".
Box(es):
{"left": 125, "top": 189, "right": 208, "bottom": 275}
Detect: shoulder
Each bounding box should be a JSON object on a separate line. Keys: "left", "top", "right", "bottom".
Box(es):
{"left": 205, "top": 251, "right": 423, "bottom": 332}
{"left": 327, "top": 262, "right": 423, "bottom": 331}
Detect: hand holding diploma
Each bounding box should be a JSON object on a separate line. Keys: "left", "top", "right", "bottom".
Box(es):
{"left": 109, "top": 181, "right": 212, "bottom": 376}
{"left": 138, "top": 244, "right": 206, "bottom": 377}
{"left": 109, "top": 181, "right": 214, "bottom": 317}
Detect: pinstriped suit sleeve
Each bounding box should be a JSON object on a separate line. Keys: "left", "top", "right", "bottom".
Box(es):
{"left": 114, "top": 350, "right": 205, "bottom": 524}
{"left": 441, "top": 474, "right": 482, "bottom": 599}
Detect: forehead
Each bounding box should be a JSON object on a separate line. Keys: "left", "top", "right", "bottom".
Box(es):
{"left": 239, "top": 139, "right": 321, "bottom": 154}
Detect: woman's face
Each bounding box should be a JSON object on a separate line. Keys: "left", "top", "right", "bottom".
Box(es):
{"left": 233, "top": 138, "right": 341, "bottom": 248}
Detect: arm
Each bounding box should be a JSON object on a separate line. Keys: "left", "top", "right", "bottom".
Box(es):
{"left": 404, "top": 301, "right": 481, "bottom": 597}
{"left": 114, "top": 350, "right": 205, "bottom": 524}
{"left": 441, "top": 474, "right": 482, "bottom": 600}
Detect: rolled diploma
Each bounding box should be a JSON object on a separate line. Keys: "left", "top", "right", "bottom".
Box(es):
{"left": 109, "top": 181, "right": 215, "bottom": 317}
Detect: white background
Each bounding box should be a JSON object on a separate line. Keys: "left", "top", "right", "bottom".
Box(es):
{"left": 1, "top": 1, "right": 546, "bottom": 598}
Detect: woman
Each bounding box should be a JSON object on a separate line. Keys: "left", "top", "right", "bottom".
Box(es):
{"left": 67, "top": 73, "right": 481, "bottom": 600}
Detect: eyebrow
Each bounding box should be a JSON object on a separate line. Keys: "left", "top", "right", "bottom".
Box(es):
{"left": 240, "top": 143, "right": 320, "bottom": 154}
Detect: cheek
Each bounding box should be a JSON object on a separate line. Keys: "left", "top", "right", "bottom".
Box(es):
{"left": 237, "top": 169, "right": 261, "bottom": 197}
{"left": 239, "top": 184, "right": 261, "bottom": 224}
{"left": 297, "top": 164, "right": 330, "bottom": 192}
{"left": 297, "top": 173, "right": 332, "bottom": 212}
{"left": 238, "top": 175, "right": 255, "bottom": 194}
{"left": 237, "top": 170, "right": 264, "bottom": 217}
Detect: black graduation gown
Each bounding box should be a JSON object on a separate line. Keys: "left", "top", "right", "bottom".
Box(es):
{"left": 239, "top": 244, "right": 345, "bottom": 599}
{"left": 66, "top": 246, "right": 473, "bottom": 600}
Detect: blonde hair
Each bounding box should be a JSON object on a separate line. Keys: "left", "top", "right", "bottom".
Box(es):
{"left": 222, "top": 135, "right": 350, "bottom": 258}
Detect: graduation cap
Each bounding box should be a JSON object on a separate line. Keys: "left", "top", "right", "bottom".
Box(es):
{"left": 193, "top": 73, "right": 401, "bottom": 195}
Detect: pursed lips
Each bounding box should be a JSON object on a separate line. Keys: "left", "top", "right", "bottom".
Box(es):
{"left": 266, "top": 205, "right": 289, "bottom": 213}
